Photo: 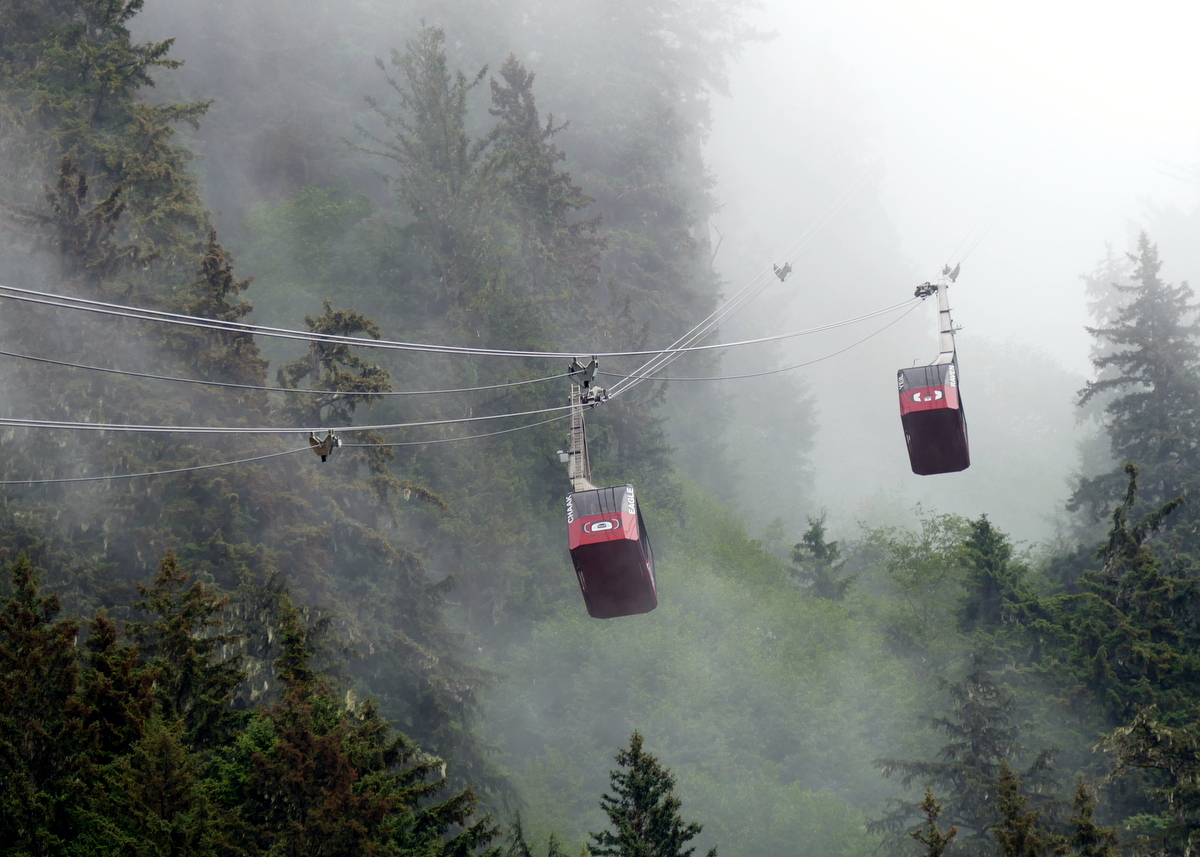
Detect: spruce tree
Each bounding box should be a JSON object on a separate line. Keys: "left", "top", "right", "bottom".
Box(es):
{"left": 590, "top": 732, "right": 715, "bottom": 857}
{"left": 0, "top": 555, "right": 83, "bottom": 853}
{"left": 791, "top": 513, "right": 853, "bottom": 600}
{"left": 911, "top": 788, "right": 958, "bottom": 857}
{"left": 994, "top": 762, "right": 1061, "bottom": 857}
{"left": 128, "top": 552, "right": 244, "bottom": 749}
{"left": 1048, "top": 464, "right": 1200, "bottom": 725}
{"left": 487, "top": 54, "right": 603, "bottom": 320}
{"left": 1065, "top": 778, "right": 1117, "bottom": 857}
{"left": 1097, "top": 706, "right": 1200, "bottom": 854}
{"left": 0, "top": 0, "right": 210, "bottom": 267}
{"left": 1070, "top": 232, "right": 1200, "bottom": 544}
{"left": 275, "top": 301, "right": 392, "bottom": 428}
{"left": 361, "top": 24, "right": 493, "bottom": 318}
{"left": 873, "top": 667, "right": 1056, "bottom": 857}
{"left": 223, "top": 597, "right": 499, "bottom": 857}
{"left": 958, "top": 516, "right": 1042, "bottom": 645}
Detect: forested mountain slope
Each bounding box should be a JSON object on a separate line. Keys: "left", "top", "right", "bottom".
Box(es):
{"left": 3, "top": 2, "right": 1200, "bottom": 856}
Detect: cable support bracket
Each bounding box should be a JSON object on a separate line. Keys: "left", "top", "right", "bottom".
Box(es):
{"left": 308, "top": 431, "right": 341, "bottom": 462}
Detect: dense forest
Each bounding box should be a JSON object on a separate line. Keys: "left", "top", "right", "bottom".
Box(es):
{"left": 1, "top": 0, "right": 1200, "bottom": 854}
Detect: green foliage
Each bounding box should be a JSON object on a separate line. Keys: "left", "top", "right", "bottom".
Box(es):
{"left": 0, "top": 553, "right": 499, "bottom": 856}
{"left": 1065, "top": 779, "right": 1117, "bottom": 857}
{"left": 219, "top": 599, "right": 500, "bottom": 857}
{"left": 1071, "top": 233, "right": 1200, "bottom": 543}
{"left": 590, "top": 732, "right": 714, "bottom": 857}
{"left": 1098, "top": 707, "right": 1200, "bottom": 855}
{"left": 165, "top": 227, "right": 269, "bottom": 393}
{"left": 0, "top": 555, "right": 83, "bottom": 853}
{"left": 911, "top": 789, "right": 958, "bottom": 857}
{"left": 855, "top": 512, "right": 970, "bottom": 665}
{"left": 792, "top": 514, "right": 854, "bottom": 600}
{"left": 959, "top": 516, "right": 1029, "bottom": 634}
{"left": 276, "top": 301, "right": 393, "bottom": 428}
{"left": 994, "top": 762, "right": 1061, "bottom": 857}
{"left": 1044, "top": 465, "right": 1200, "bottom": 725}
{"left": 873, "top": 668, "right": 1057, "bottom": 857}
{"left": 489, "top": 483, "right": 911, "bottom": 856}
{"left": 0, "top": 0, "right": 210, "bottom": 265}
{"left": 129, "top": 551, "right": 244, "bottom": 748}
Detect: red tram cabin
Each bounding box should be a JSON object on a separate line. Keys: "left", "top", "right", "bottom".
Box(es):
{"left": 897, "top": 360, "right": 970, "bottom": 475}
{"left": 566, "top": 484, "right": 658, "bottom": 619}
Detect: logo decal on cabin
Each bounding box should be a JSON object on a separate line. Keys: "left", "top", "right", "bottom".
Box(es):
{"left": 911, "top": 390, "right": 945, "bottom": 403}
{"left": 583, "top": 518, "right": 621, "bottom": 534}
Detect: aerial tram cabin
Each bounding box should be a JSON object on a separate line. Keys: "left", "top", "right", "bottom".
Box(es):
{"left": 566, "top": 484, "right": 657, "bottom": 618}
{"left": 559, "top": 362, "right": 658, "bottom": 619}
{"left": 898, "top": 273, "right": 970, "bottom": 476}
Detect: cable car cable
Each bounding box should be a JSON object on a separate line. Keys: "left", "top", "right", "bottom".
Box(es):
{"left": 0, "top": 402, "right": 577, "bottom": 436}
{"left": 0, "top": 166, "right": 877, "bottom": 378}
{"left": 607, "top": 286, "right": 913, "bottom": 397}
{"left": 0, "top": 445, "right": 311, "bottom": 485}
{"left": 955, "top": 182, "right": 1019, "bottom": 265}
{"left": 598, "top": 300, "right": 922, "bottom": 382}
{"left": 0, "top": 347, "right": 571, "bottom": 396}
{"left": 0, "top": 166, "right": 875, "bottom": 382}
{"left": 0, "top": 299, "right": 915, "bottom": 439}
{"left": 602, "top": 172, "right": 874, "bottom": 399}
{"left": 0, "top": 285, "right": 915, "bottom": 361}
{"left": 0, "top": 415, "right": 574, "bottom": 486}
{"left": 342, "top": 413, "right": 571, "bottom": 448}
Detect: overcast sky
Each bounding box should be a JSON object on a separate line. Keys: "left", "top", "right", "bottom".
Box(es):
{"left": 709, "top": 0, "right": 1200, "bottom": 376}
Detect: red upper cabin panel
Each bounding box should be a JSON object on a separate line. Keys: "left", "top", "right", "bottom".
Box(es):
{"left": 566, "top": 484, "right": 657, "bottom": 619}
{"left": 899, "top": 383, "right": 960, "bottom": 415}
{"left": 897, "top": 361, "right": 970, "bottom": 476}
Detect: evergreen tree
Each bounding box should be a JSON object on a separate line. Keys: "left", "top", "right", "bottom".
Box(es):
{"left": 589, "top": 731, "right": 715, "bottom": 857}
{"left": 487, "top": 54, "right": 603, "bottom": 321}
{"left": 0, "top": 555, "right": 83, "bottom": 854}
{"left": 959, "top": 516, "right": 1040, "bottom": 638}
{"left": 1097, "top": 706, "right": 1200, "bottom": 855}
{"left": 994, "top": 762, "right": 1061, "bottom": 857}
{"left": 165, "top": 227, "right": 270, "bottom": 395}
{"left": 505, "top": 812, "right": 571, "bottom": 857}
{"left": 911, "top": 788, "right": 958, "bottom": 857}
{"left": 1065, "top": 778, "right": 1117, "bottom": 857}
{"left": 221, "top": 597, "right": 499, "bottom": 857}
{"left": 275, "top": 301, "right": 393, "bottom": 428}
{"left": 75, "top": 609, "right": 156, "bottom": 762}
{"left": 2, "top": 156, "right": 149, "bottom": 291}
{"left": 874, "top": 668, "right": 1056, "bottom": 857}
{"left": 129, "top": 552, "right": 244, "bottom": 749}
{"left": 791, "top": 513, "right": 854, "bottom": 600}
{"left": 362, "top": 24, "right": 495, "bottom": 319}
{"left": 0, "top": 0, "right": 210, "bottom": 267}
{"left": 1070, "top": 233, "right": 1200, "bottom": 546}
{"left": 1047, "top": 465, "right": 1200, "bottom": 726}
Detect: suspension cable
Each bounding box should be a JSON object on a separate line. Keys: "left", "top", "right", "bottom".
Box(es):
{"left": 599, "top": 300, "right": 922, "bottom": 382}
{"left": 0, "top": 446, "right": 311, "bottom": 485}
{"left": 0, "top": 416, "right": 574, "bottom": 485}
{"left": 342, "top": 413, "right": 570, "bottom": 448}
{"left": 0, "top": 283, "right": 905, "bottom": 362}
{"left": 607, "top": 165, "right": 876, "bottom": 400}
{"left": 0, "top": 402, "right": 576, "bottom": 436}
{"left": 0, "top": 348, "right": 570, "bottom": 396}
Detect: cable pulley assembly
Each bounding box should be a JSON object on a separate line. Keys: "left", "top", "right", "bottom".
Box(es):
{"left": 308, "top": 431, "right": 341, "bottom": 462}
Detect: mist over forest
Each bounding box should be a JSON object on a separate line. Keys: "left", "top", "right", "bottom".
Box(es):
{"left": 1, "top": 0, "right": 1199, "bottom": 855}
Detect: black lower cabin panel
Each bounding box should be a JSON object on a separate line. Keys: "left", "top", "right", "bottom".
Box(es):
{"left": 902, "top": 408, "right": 970, "bottom": 475}
{"left": 571, "top": 540, "right": 657, "bottom": 619}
